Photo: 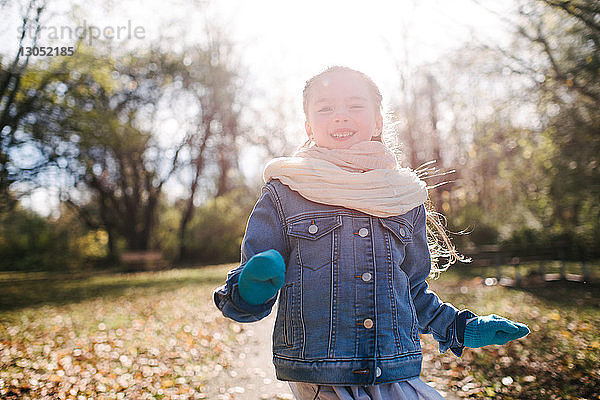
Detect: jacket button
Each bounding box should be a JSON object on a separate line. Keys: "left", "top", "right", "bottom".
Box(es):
{"left": 363, "top": 318, "right": 374, "bottom": 329}
{"left": 376, "top": 367, "right": 382, "bottom": 377}
{"left": 358, "top": 228, "right": 369, "bottom": 237}
{"left": 399, "top": 227, "right": 406, "bottom": 236}
{"left": 308, "top": 224, "right": 318, "bottom": 234}
{"left": 361, "top": 272, "right": 372, "bottom": 282}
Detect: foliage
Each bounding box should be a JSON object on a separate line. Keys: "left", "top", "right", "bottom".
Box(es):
{"left": 407, "top": 0, "right": 600, "bottom": 257}
{"left": 2, "top": 0, "right": 598, "bottom": 270}
{"left": 14, "top": 44, "right": 188, "bottom": 254}
{"left": 528, "top": 0, "right": 600, "bottom": 257}
{"left": 4, "top": 28, "right": 245, "bottom": 260}
{"left": 174, "top": 187, "right": 256, "bottom": 265}
{"left": 0, "top": 0, "right": 48, "bottom": 215}
{"left": 0, "top": 204, "right": 108, "bottom": 271}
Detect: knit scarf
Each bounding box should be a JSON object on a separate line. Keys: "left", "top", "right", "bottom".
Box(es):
{"left": 263, "top": 141, "right": 428, "bottom": 217}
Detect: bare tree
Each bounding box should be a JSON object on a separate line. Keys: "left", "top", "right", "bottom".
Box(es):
{"left": 174, "top": 32, "right": 244, "bottom": 262}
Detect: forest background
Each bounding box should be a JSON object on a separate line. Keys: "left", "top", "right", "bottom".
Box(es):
{"left": 1, "top": 0, "right": 598, "bottom": 271}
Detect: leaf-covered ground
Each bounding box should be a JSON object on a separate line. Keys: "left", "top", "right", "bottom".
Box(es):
{"left": 0, "top": 265, "right": 292, "bottom": 400}
{"left": 0, "top": 264, "right": 598, "bottom": 399}
{"left": 420, "top": 269, "right": 600, "bottom": 399}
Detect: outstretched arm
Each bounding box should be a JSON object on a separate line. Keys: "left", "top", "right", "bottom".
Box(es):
{"left": 402, "top": 205, "right": 529, "bottom": 354}
{"left": 214, "top": 186, "right": 289, "bottom": 322}
{"left": 401, "top": 205, "right": 467, "bottom": 355}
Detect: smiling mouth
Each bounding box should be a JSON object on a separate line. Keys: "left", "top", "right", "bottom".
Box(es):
{"left": 330, "top": 129, "right": 356, "bottom": 139}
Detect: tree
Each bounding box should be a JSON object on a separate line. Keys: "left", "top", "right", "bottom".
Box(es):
{"left": 511, "top": 0, "right": 600, "bottom": 254}
{"left": 0, "top": 0, "right": 48, "bottom": 213}
{"left": 162, "top": 31, "right": 245, "bottom": 262}
{"left": 424, "top": 0, "right": 600, "bottom": 253}
{"left": 18, "top": 44, "right": 189, "bottom": 254}
{"left": 7, "top": 31, "right": 247, "bottom": 260}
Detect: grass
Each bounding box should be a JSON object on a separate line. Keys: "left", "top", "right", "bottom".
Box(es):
{"left": 0, "top": 267, "right": 228, "bottom": 312}
{"left": 0, "top": 262, "right": 599, "bottom": 399}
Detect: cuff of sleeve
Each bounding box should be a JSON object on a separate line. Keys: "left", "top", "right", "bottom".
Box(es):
{"left": 444, "top": 309, "right": 477, "bottom": 357}
{"left": 456, "top": 309, "right": 478, "bottom": 345}
{"left": 231, "top": 283, "right": 278, "bottom": 314}
{"left": 446, "top": 324, "right": 464, "bottom": 357}
{"left": 213, "top": 283, "right": 276, "bottom": 323}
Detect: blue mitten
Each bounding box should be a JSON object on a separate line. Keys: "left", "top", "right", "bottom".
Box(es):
{"left": 464, "top": 314, "right": 530, "bottom": 348}
{"left": 238, "top": 249, "right": 286, "bottom": 306}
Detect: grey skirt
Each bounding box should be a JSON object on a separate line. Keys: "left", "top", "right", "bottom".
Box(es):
{"left": 289, "top": 378, "right": 445, "bottom": 400}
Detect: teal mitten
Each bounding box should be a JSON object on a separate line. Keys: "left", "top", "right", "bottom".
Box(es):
{"left": 464, "top": 314, "right": 530, "bottom": 348}
{"left": 238, "top": 249, "right": 286, "bottom": 306}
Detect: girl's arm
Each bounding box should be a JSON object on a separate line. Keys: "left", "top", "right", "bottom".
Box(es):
{"left": 401, "top": 204, "right": 475, "bottom": 356}
{"left": 213, "top": 185, "right": 289, "bottom": 323}
{"left": 402, "top": 205, "right": 530, "bottom": 353}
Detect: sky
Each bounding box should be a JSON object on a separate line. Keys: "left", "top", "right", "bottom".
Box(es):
{"left": 2, "top": 0, "right": 514, "bottom": 100}
{"left": 1, "top": 0, "right": 515, "bottom": 216}
{"left": 114, "top": 0, "right": 514, "bottom": 108}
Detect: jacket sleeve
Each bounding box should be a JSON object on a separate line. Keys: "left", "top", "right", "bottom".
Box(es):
{"left": 400, "top": 204, "right": 476, "bottom": 356}
{"left": 213, "top": 184, "right": 289, "bottom": 323}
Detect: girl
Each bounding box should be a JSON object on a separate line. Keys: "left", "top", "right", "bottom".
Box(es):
{"left": 214, "top": 66, "right": 529, "bottom": 399}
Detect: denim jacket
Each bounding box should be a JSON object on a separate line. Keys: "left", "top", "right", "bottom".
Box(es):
{"left": 214, "top": 179, "right": 474, "bottom": 385}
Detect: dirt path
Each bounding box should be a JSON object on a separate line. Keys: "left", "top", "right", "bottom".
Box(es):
{"left": 208, "top": 310, "right": 294, "bottom": 400}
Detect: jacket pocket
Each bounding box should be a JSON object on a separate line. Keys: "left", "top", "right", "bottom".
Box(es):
{"left": 287, "top": 215, "right": 341, "bottom": 271}
{"left": 379, "top": 218, "right": 413, "bottom": 244}
{"left": 379, "top": 217, "right": 413, "bottom": 268}
{"left": 395, "top": 269, "right": 421, "bottom": 350}
{"left": 274, "top": 283, "right": 295, "bottom": 348}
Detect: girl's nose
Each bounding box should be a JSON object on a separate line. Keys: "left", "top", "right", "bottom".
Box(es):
{"left": 333, "top": 113, "right": 349, "bottom": 122}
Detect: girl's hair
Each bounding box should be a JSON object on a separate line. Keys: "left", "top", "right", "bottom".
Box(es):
{"left": 424, "top": 200, "right": 470, "bottom": 278}
{"left": 301, "top": 66, "right": 468, "bottom": 277}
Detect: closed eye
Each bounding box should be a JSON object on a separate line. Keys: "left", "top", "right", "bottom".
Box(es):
{"left": 318, "top": 106, "right": 332, "bottom": 112}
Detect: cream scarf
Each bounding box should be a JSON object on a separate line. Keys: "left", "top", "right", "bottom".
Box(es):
{"left": 263, "top": 141, "right": 428, "bottom": 217}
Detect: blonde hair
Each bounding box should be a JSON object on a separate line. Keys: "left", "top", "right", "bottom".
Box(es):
{"left": 300, "top": 66, "right": 468, "bottom": 277}
{"left": 425, "top": 202, "right": 470, "bottom": 278}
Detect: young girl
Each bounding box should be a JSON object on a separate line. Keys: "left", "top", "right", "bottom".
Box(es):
{"left": 214, "top": 66, "right": 529, "bottom": 400}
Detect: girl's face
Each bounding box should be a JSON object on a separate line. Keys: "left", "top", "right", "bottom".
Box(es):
{"left": 304, "top": 71, "right": 383, "bottom": 150}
